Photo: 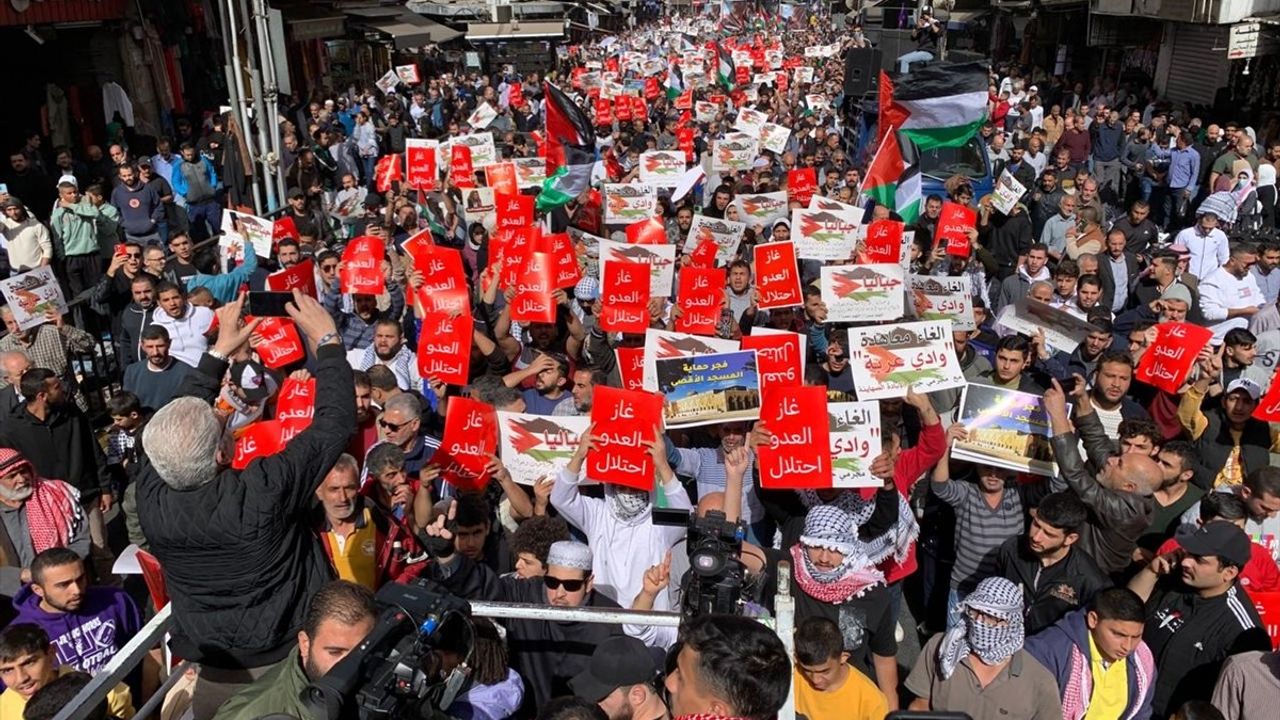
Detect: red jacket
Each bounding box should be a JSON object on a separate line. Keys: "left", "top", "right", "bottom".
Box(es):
{"left": 877, "top": 420, "right": 947, "bottom": 584}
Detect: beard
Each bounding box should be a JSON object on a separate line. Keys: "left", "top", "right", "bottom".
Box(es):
{"left": 0, "top": 484, "right": 33, "bottom": 502}
{"left": 45, "top": 594, "right": 82, "bottom": 613}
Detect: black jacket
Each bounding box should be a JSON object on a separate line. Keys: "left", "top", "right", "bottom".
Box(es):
{"left": 0, "top": 402, "right": 109, "bottom": 502}
{"left": 1095, "top": 251, "right": 1141, "bottom": 312}
{"left": 135, "top": 343, "right": 355, "bottom": 669}
{"left": 995, "top": 535, "right": 1112, "bottom": 635}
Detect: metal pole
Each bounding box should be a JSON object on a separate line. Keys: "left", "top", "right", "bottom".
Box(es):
{"left": 774, "top": 561, "right": 796, "bottom": 720}
{"left": 52, "top": 604, "right": 174, "bottom": 720}
{"left": 251, "top": 0, "right": 287, "bottom": 211}
{"left": 226, "top": 0, "right": 265, "bottom": 213}
{"left": 469, "top": 601, "right": 687, "bottom": 627}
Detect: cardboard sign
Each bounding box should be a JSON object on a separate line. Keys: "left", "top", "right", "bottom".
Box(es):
{"left": 407, "top": 243, "right": 469, "bottom": 315}
{"left": 251, "top": 316, "right": 305, "bottom": 369}
{"left": 674, "top": 266, "right": 725, "bottom": 335}
{"left": 495, "top": 192, "right": 533, "bottom": 230}
{"left": 339, "top": 236, "right": 386, "bottom": 295}
{"left": 416, "top": 311, "right": 473, "bottom": 386}
{"left": 497, "top": 412, "right": 590, "bottom": 485}
{"left": 821, "top": 264, "right": 906, "bottom": 323}
{"left": 405, "top": 139, "right": 439, "bottom": 191}
{"left": 1136, "top": 322, "right": 1215, "bottom": 395}
{"left": 936, "top": 201, "right": 977, "bottom": 257}
{"left": 863, "top": 220, "right": 905, "bottom": 265}
{"left": 753, "top": 241, "right": 802, "bottom": 310}
{"left": 600, "top": 260, "right": 651, "bottom": 334}
{"left": 511, "top": 251, "right": 556, "bottom": 324}
{"left": 684, "top": 215, "right": 746, "bottom": 266}
{"left": 741, "top": 328, "right": 806, "bottom": 392}
{"left": 266, "top": 258, "right": 317, "bottom": 298}
{"left": 437, "top": 396, "right": 497, "bottom": 493}
{"left": 846, "top": 321, "right": 966, "bottom": 400}
{"left": 787, "top": 168, "right": 817, "bottom": 204}
{"left": 757, "top": 386, "right": 832, "bottom": 489}
{"left": 759, "top": 122, "right": 791, "bottom": 155}
{"left": 639, "top": 151, "right": 686, "bottom": 186}
{"left": 486, "top": 162, "right": 519, "bottom": 197}
{"left": 449, "top": 144, "right": 475, "bottom": 188}
{"left": 793, "top": 207, "right": 861, "bottom": 261}
{"left": 625, "top": 217, "right": 667, "bottom": 245}
{"left": 828, "top": 402, "right": 883, "bottom": 488}
{"left": 991, "top": 170, "right": 1027, "bottom": 215}
{"left": 587, "top": 387, "right": 664, "bottom": 489}
{"left": 232, "top": 420, "right": 286, "bottom": 470}
{"left": 617, "top": 347, "right": 645, "bottom": 391}
{"left": 734, "top": 108, "right": 768, "bottom": 135}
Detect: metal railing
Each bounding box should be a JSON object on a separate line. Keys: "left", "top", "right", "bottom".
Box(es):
{"left": 52, "top": 564, "right": 798, "bottom": 720}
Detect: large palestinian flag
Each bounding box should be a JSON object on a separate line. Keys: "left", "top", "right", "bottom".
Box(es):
{"left": 537, "top": 82, "right": 598, "bottom": 212}
{"left": 887, "top": 63, "right": 987, "bottom": 151}
{"left": 861, "top": 132, "right": 921, "bottom": 224}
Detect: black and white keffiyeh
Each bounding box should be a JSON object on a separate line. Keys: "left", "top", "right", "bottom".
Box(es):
{"left": 938, "top": 577, "right": 1025, "bottom": 679}
{"left": 797, "top": 488, "right": 919, "bottom": 565}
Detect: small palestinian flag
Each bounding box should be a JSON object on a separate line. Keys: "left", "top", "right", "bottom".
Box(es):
{"left": 861, "top": 131, "right": 921, "bottom": 224}
{"left": 537, "top": 82, "right": 598, "bottom": 212}
{"left": 717, "top": 43, "right": 735, "bottom": 91}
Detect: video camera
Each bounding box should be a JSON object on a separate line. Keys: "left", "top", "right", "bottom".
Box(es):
{"left": 652, "top": 508, "right": 747, "bottom": 616}
{"left": 302, "top": 579, "right": 474, "bottom": 720}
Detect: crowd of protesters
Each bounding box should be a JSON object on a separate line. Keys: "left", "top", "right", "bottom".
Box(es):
{"left": 0, "top": 7, "right": 1279, "bottom": 720}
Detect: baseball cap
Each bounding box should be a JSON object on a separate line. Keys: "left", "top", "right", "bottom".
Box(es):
{"left": 1177, "top": 520, "right": 1252, "bottom": 568}
{"left": 230, "top": 359, "right": 278, "bottom": 403}
{"left": 287, "top": 187, "right": 305, "bottom": 200}
{"left": 1226, "top": 377, "right": 1262, "bottom": 401}
{"left": 569, "top": 636, "right": 657, "bottom": 702}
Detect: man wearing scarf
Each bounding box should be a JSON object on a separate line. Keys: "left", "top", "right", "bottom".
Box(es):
{"left": 906, "top": 577, "right": 1063, "bottom": 718}
{"left": 0, "top": 448, "right": 87, "bottom": 595}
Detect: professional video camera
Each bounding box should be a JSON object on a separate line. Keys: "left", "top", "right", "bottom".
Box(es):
{"left": 652, "top": 508, "right": 747, "bottom": 616}
{"left": 302, "top": 579, "right": 475, "bottom": 720}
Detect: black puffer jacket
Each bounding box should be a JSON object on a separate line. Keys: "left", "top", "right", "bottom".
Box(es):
{"left": 136, "top": 343, "right": 354, "bottom": 669}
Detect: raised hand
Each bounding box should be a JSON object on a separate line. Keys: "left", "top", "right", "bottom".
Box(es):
{"left": 212, "top": 292, "right": 262, "bottom": 357}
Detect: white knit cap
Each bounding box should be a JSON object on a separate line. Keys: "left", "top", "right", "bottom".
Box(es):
{"left": 546, "top": 541, "right": 593, "bottom": 572}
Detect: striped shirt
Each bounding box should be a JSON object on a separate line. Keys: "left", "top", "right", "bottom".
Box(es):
{"left": 932, "top": 478, "right": 1028, "bottom": 592}
{"left": 673, "top": 447, "right": 763, "bottom": 524}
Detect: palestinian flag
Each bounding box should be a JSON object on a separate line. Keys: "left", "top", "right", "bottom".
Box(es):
{"left": 717, "top": 43, "right": 735, "bottom": 90}
{"left": 862, "top": 131, "right": 922, "bottom": 224}
{"left": 537, "top": 82, "right": 597, "bottom": 212}
{"left": 896, "top": 167, "right": 921, "bottom": 224}
{"left": 891, "top": 62, "right": 987, "bottom": 151}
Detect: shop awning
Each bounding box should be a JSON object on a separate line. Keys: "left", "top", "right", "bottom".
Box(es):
{"left": 279, "top": 5, "right": 345, "bottom": 42}
{"left": 466, "top": 20, "right": 565, "bottom": 41}
{"left": 349, "top": 9, "right": 464, "bottom": 48}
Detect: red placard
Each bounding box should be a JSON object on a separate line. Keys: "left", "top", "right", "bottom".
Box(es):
{"left": 1255, "top": 367, "right": 1280, "bottom": 422}
{"left": 406, "top": 143, "right": 438, "bottom": 191}
{"left": 511, "top": 251, "right": 556, "bottom": 324}
{"left": 735, "top": 65, "right": 750, "bottom": 86}
{"left": 436, "top": 396, "right": 497, "bottom": 493}
{"left": 495, "top": 192, "right": 533, "bottom": 231}
{"left": 677, "top": 128, "right": 695, "bottom": 162}
{"left": 233, "top": 420, "right": 285, "bottom": 470}
{"left": 487, "top": 163, "right": 518, "bottom": 197}
{"left": 406, "top": 244, "right": 469, "bottom": 315}
{"left": 935, "top": 202, "right": 977, "bottom": 257}
{"left": 616, "top": 347, "right": 645, "bottom": 391}
{"left": 757, "top": 386, "right": 832, "bottom": 489}
{"left": 753, "top": 241, "right": 802, "bottom": 310}
{"left": 536, "top": 232, "right": 581, "bottom": 289}
{"left": 266, "top": 258, "right": 317, "bottom": 298}
{"left": 275, "top": 376, "right": 315, "bottom": 429}
{"left": 340, "top": 236, "right": 386, "bottom": 295}
{"left": 615, "top": 96, "right": 633, "bottom": 122}
{"left": 595, "top": 97, "right": 614, "bottom": 126}
{"left": 498, "top": 227, "right": 540, "bottom": 290}
{"left": 416, "top": 311, "right": 473, "bottom": 386}
{"left": 251, "top": 316, "right": 306, "bottom": 369}
{"left": 509, "top": 82, "right": 524, "bottom": 108}
{"left": 675, "top": 90, "right": 693, "bottom": 110}
{"left": 644, "top": 77, "right": 661, "bottom": 101}
{"left": 600, "top": 260, "right": 651, "bottom": 334}
{"left": 776, "top": 72, "right": 788, "bottom": 94}
{"left": 587, "top": 387, "right": 664, "bottom": 489}
{"left": 1135, "top": 322, "right": 1215, "bottom": 395}
{"left": 631, "top": 95, "right": 648, "bottom": 121}
{"left": 674, "top": 266, "right": 725, "bottom": 335}
{"left": 788, "top": 168, "right": 817, "bottom": 205}
{"left": 374, "top": 155, "right": 402, "bottom": 193}
{"left": 449, "top": 144, "right": 475, "bottom": 188}
{"left": 272, "top": 216, "right": 299, "bottom": 244}
{"left": 626, "top": 217, "right": 667, "bottom": 245}
{"left": 741, "top": 331, "right": 804, "bottom": 391}
{"left": 1254, "top": 592, "right": 1280, "bottom": 650}
{"left": 862, "top": 220, "right": 904, "bottom": 265}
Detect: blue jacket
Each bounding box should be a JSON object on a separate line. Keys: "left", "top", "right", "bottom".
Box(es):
{"left": 170, "top": 156, "right": 219, "bottom": 201}
{"left": 185, "top": 247, "right": 258, "bottom": 303}
{"left": 1024, "top": 608, "right": 1156, "bottom": 720}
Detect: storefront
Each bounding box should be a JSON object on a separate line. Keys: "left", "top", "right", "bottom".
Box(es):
{"left": 465, "top": 21, "right": 566, "bottom": 75}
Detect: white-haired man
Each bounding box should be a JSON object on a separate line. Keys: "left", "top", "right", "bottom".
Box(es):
{"left": 134, "top": 290, "right": 353, "bottom": 720}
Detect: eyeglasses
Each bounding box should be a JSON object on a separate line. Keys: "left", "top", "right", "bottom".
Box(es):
{"left": 125, "top": 253, "right": 141, "bottom": 259}
{"left": 378, "top": 418, "right": 413, "bottom": 432}
{"left": 543, "top": 576, "right": 587, "bottom": 592}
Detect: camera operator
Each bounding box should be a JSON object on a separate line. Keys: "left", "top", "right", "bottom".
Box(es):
{"left": 422, "top": 506, "right": 624, "bottom": 711}
{"left": 664, "top": 614, "right": 790, "bottom": 720}
{"left": 212, "top": 581, "right": 377, "bottom": 720}
{"left": 897, "top": 6, "right": 943, "bottom": 75}
{"left": 134, "top": 289, "right": 355, "bottom": 719}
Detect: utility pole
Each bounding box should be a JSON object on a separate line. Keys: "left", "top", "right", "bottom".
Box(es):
{"left": 217, "top": 0, "right": 287, "bottom": 214}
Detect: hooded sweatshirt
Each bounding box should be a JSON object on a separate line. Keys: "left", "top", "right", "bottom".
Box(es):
{"left": 109, "top": 180, "right": 163, "bottom": 236}
{"left": 11, "top": 584, "right": 143, "bottom": 674}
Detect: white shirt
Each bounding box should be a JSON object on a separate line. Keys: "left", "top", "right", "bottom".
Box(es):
{"left": 1199, "top": 266, "right": 1263, "bottom": 343}
{"left": 1177, "top": 225, "right": 1231, "bottom": 281}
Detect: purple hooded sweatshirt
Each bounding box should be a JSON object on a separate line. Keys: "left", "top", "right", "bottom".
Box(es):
{"left": 11, "top": 584, "right": 143, "bottom": 674}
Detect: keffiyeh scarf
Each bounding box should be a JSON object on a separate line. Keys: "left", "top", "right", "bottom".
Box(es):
{"left": 797, "top": 488, "right": 919, "bottom": 565}
{"left": 938, "top": 577, "right": 1025, "bottom": 679}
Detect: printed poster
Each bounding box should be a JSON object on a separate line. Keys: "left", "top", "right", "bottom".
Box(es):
{"left": 639, "top": 151, "right": 686, "bottom": 186}
{"left": 792, "top": 208, "right": 860, "bottom": 261}
{"left": 394, "top": 64, "right": 420, "bottom": 84}
{"left": 996, "top": 297, "right": 1100, "bottom": 354}
{"left": 846, "top": 321, "right": 966, "bottom": 400}
{"left": 909, "top": 275, "right": 976, "bottom": 332}
{"left": 0, "top": 267, "right": 67, "bottom": 331}
{"left": 405, "top": 139, "right": 439, "bottom": 191}
{"left": 599, "top": 239, "right": 676, "bottom": 299}
{"left": 467, "top": 102, "right": 498, "bottom": 130}
{"left": 441, "top": 132, "right": 498, "bottom": 169}
{"left": 734, "top": 108, "right": 768, "bottom": 135}
{"left": 951, "top": 384, "right": 1063, "bottom": 477}
{"left": 436, "top": 396, "right": 498, "bottom": 493}
{"left": 793, "top": 66, "right": 814, "bottom": 84}
{"left": 375, "top": 69, "right": 399, "bottom": 95}
{"left": 267, "top": 258, "right": 318, "bottom": 299}
{"left": 991, "top": 170, "right": 1027, "bottom": 216}
{"left": 759, "top": 123, "right": 790, "bottom": 155}
{"left": 220, "top": 210, "right": 273, "bottom": 259}
{"left": 642, "top": 329, "right": 739, "bottom": 392}
{"left": 828, "top": 402, "right": 883, "bottom": 488}
{"left": 462, "top": 187, "right": 497, "bottom": 232}
{"left": 711, "top": 133, "right": 758, "bottom": 173}
{"left": 674, "top": 266, "right": 725, "bottom": 336}
{"left": 604, "top": 184, "right": 659, "bottom": 224}
{"left": 513, "top": 157, "right": 548, "bottom": 189}
{"left": 821, "top": 264, "right": 905, "bottom": 323}
{"left": 733, "top": 192, "right": 789, "bottom": 233}
{"left": 695, "top": 101, "right": 718, "bottom": 123}
{"left": 654, "top": 350, "right": 761, "bottom": 428}
{"left": 497, "top": 412, "right": 591, "bottom": 485}
{"left": 416, "top": 311, "right": 473, "bottom": 386}
{"left": 684, "top": 215, "right": 746, "bottom": 266}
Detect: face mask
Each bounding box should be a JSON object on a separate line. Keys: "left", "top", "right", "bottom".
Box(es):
{"left": 964, "top": 614, "right": 1023, "bottom": 665}
{"left": 607, "top": 486, "right": 650, "bottom": 520}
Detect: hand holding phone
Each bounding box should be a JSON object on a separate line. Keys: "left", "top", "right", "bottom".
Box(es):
{"left": 247, "top": 291, "right": 295, "bottom": 318}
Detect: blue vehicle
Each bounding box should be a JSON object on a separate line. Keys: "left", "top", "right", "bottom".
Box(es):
{"left": 899, "top": 132, "right": 994, "bottom": 202}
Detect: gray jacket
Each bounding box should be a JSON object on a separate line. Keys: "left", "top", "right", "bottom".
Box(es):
{"left": 1049, "top": 411, "right": 1154, "bottom": 576}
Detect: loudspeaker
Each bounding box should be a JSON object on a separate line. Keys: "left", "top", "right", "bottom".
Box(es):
{"left": 844, "top": 47, "right": 882, "bottom": 97}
